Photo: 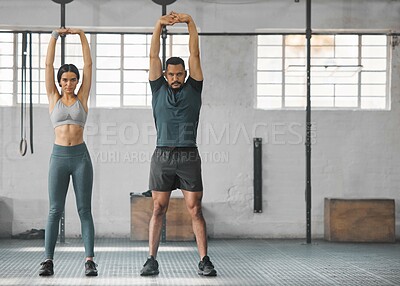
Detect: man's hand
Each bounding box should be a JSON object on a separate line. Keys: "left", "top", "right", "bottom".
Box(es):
{"left": 68, "top": 28, "right": 84, "bottom": 35}
{"left": 170, "top": 12, "right": 192, "bottom": 24}
{"left": 159, "top": 13, "right": 179, "bottom": 26}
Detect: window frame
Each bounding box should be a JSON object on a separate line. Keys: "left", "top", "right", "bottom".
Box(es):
{"left": 256, "top": 32, "right": 392, "bottom": 110}
{"left": 0, "top": 30, "right": 189, "bottom": 109}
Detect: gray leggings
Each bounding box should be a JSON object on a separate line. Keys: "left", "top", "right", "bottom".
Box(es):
{"left": 45, "top": 143, "right": 95, "bottom": 259}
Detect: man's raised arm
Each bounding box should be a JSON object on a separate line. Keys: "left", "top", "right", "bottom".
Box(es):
{"left": 172, "top": 12, "right": 203, "bottom": 81}
{"left": 149, "top": 14, "right": 178, "bottom": 81}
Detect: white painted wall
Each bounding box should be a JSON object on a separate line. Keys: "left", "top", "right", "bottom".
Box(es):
{"left": 0, "top": 0, "right": 399, "bottom": 239}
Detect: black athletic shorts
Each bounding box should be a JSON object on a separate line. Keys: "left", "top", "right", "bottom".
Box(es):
{"left": 149, "top": 147, "right": 203, "bottom": 192}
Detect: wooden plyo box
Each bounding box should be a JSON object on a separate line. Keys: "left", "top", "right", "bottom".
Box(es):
{"left": 130, "top": 195, "right": 194, "bottom": 241}
{"left": 324, "top": 198, "right": 395, "bottom": 242}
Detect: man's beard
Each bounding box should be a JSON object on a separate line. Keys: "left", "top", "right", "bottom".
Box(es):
{"left": 170, "top": 81, "right": 182, "bottom": 93}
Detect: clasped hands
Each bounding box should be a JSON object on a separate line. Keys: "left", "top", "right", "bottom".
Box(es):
{"left": 160, "top": 11, "right": 192, "bottom": 26}
{"left": 55, "top": 28, "right": 84, "bottom": 36}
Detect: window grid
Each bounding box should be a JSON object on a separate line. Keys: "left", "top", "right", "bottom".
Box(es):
{"left": 257, "top": 34, "right": 390, "bottom": 110}
{"left": 0, "top": 32, "right": 15, "bottom": 106}
{"left": 0, "top": 32, "right": 189, "bottom": 108}
{"left": 1, "top": 32, "right": 390, "bottom": 110}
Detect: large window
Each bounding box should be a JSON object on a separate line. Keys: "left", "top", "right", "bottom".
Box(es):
{"left": 0, "top": 32, "right": 14, "bottom": 106}
{"left": 95, "top": 34, "right": 188, "bottom": 108}
{"left": 257, "top": 34, "right": 390, "bottom": 109}
{"left": 0, "top": 31, "right": 189, "bottom": 108}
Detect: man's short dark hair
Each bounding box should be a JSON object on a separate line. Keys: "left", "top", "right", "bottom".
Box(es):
{"left": 166, "top": 57, "right": 185, "bottom": 70}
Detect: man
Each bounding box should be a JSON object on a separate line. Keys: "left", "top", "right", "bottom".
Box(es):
{"left": 140, "top": 12, "right": 217, "bottom": 277}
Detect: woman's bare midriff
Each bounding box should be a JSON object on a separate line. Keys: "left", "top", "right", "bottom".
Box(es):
{"left": 54, "top": 124, "right": 84, "bottom": 146}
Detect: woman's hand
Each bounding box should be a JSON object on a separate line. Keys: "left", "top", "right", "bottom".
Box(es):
{"left": 159, "top": 13, "right": 178, "bottom": 26}
{"left": 68, "top": 28, "right": 84, "bottom": 35}
{"left": 55, "top": 28, "right": 84, "bottom": 36}
{"left": 55, "top": 28, "right": 69, "bottom": 36}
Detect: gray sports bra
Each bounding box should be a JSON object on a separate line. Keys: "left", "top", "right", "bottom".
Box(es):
{"left": 50, "top": 98, "right": 87, "bottom": 128}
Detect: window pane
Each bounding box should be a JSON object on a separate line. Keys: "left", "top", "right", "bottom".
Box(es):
{"left": 311, "top": 35, "right": 334, "bottom": 46}
{"left": 312, "top": 97, "right": 333, "bottom": 107}
{"left": 124, "top": 45, "right": 147, "bottom": 57}
{"left": 66, "top": 44, "right": 83, "bottom": 55}
{"left": 124, "top": 82, "right": 147, "bottom": 95}
{"left": 286, "top": 96, "right": 306, "bottom": 107}
{"left": 361, "top": 97, "right": 386, "bottom": 109}
{"left": 286, "top": 58, "right": 306, "bottom": 67}
{"left": 257, "top": 71, "right": 282, "bottom": 84}
{"left": 361, "top": 72, "right": 386, "bottom": 84}
{"left": 97, "top": 34, "right": 121, "bottom": 44}
{"left": 258, "top": 58, "right": 282, "bottom": 71}
{"left": 312, "top": 73, "right": 358, "bottom": 84}
{"left": 172, "top": 35, "right": 189, "bottom": 45}
{"left": 335, "top": 97, "right": 358, "bottom": 107}
{"left": 285, "top": 76, "right": 306, "bottom": 84}
{"left": 66, "top": 35, "right": 82, "bottom": 44}
{"left": 258, "top": 35, "right": 282, "bottom": 45}
{"left": 311, "top": 46, "right": 334, "bottom": 58}
{"left": 97, "top": 44, "right": 121, "bottom": 57}
{"left": 65, "top": 56, "right": 83, "bottom": 68}
{"left": 286, "top": 84, "right": 306, "bottom": 96}
{"left": 97, "top": 70, "right": 120, "bottom": 82}
{"left": 335, "top": 35, "right": 358, "bottom": 46}
{"left": 362, "top": 58, "right": 386, "bottom": 70}
{"left": 124, "top": 70, "right": 148, "bottom": 82}
{"left": 335, "top": 85, "right": 358, "bottom": 96}
{"left": 361, "top": 85, "right": 386, "bottom": 96}
{"left": 96, "top": 82, "right": 121, "bottom": 94}
{"left": 285, "top": 35, "right": 306, "bottom": 46}
{"left": 258, "top": 46, "right": 282, "bottom": 57}
{"left": 335, "top": 46, "right": 358, "bottom": 58}
{"left": 97, "top": 57, "right": 121, "bottom": 69}
{"left": 172, "top": 45, "right": 190, "bottom": 57}
{"left": 362, "top": 46, "right": 386, "bottom": 58}
{"left": 286, "top": 46, "right": 305, "bottom": 58}
{"left": 311, "top": 85, "right": 334, "bottom": 97}
{"left": 124, "top": 57, "right": 148, "bottom": 69}
{"left": 124, "top": 34, "right": 147, "bottom": 45}
{"left": 257, "top": 84, "right": 282, "bottom": 96}
{"left": 362, "top": 35, "right": 386, "bottom": 45}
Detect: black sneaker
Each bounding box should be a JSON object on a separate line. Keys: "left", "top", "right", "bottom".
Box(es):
{"left": 198, "top": 256, "right": 217, "bottom": 276}
{"left": 39, "top": 260, "right": 54, "bottom": 276}
{"left": 140, "top": 256, "right": 159, "bottom": 276}
{"left": 85, "top": 260, "right": 98, "bottom": 276}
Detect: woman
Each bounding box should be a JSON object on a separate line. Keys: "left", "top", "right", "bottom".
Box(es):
{"left": 39, "top": 28, "right": 97, "bottom": 277}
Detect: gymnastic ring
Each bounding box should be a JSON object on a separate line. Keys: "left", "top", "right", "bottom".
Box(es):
{"left": 19, "top": 139, "right": 27, "bottom": 156}
{"left": 51, "top": 0, "right": 74, "bottom": 4}
{"left": 152, "top": 0, "right": 177, "bottom": 5}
